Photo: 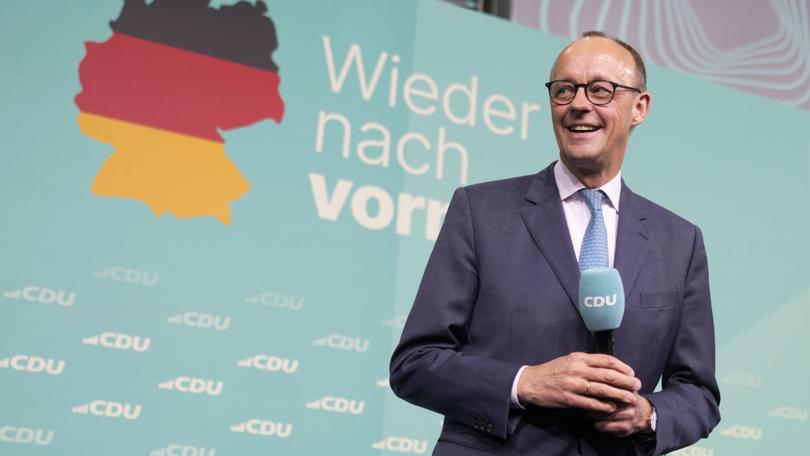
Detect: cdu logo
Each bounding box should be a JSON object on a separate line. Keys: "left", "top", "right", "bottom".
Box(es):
{"left": 237, "top": 355, "right": 299, "bottom": 374}
{"left": 306, "top": 396, "right": 365, "bottom": 415}
{"left": 583, "top": 294, "right": 617, "bottom": 308}
{"left": 158, "top": 377, "right": 224, "bottom": 396}
{"left": 229, "top": 419, "right": 292, "bottom": 438}
{"left": 720, "top": 424, "right": 763, "bottom": 441}
{"left": 371, "top": 437, "right": 429, "bottom": 454}
{"left": 0, "top": 426, "right": 54, "bottom": 446}
{"left": 3, "top": 286, "right": 75, "bottom": 307}
{"left": 82, "top": 332, "right": 151, "bottom": 352}
{"left": 769, "top": 405, "right": 808, "bottom": 421}
{"left": 72, "top": 400, "right": 142, "bottom": 420}
{"left": 245, "top": 291, "right": 304, "bottom": 311}
{"left": 0, "top": 355, "right": 65, "bottom": 375}
{"left": 312, "top": 334, "right": 370, "bottom": 353}
{"left": 149, "top": 444, "right": 216, "bottom": 456}
{"left": 167, "top": 312, "right": 231, "bottom": 331}
{"left": 92, "top": 266, "right": 159, "bottom": 286}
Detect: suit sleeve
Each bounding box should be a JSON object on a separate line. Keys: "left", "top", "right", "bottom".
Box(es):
{"left": 645, "top": 226, "right": 721, "bottom": 454}
{"left": 389, "top": 187, "right": 522, "bottom": 439}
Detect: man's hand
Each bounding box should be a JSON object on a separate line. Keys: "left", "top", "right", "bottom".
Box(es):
{"left": 591, "top": 393, "right": 653, "bottom": 437}
{"left": 516, "top": 352, "right": 641, "bottom": 414}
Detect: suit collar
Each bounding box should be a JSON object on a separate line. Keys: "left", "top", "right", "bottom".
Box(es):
{"left": 522, "top": 163, "right": 559, "bottom": 205}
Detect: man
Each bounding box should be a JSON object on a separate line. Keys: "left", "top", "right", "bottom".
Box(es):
{"left": 389, "top": 32, "right": 720, "bottom": 455}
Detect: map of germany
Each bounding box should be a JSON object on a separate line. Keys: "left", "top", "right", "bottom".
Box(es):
{"left": 75, "top": 0, "right": 284, "bottom": 224}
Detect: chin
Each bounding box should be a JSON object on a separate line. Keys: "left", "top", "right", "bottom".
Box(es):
{"left": 560, "top": 149, "right": 604, "bottom": 173}
{"left": 562, "top": 146, "right": 602, "bottom": 162}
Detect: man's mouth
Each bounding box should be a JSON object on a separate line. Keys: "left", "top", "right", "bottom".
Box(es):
{"left": 566, "top": 124, "right": 601, "bottom": 133}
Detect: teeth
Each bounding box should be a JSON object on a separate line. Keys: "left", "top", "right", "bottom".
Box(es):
{"left": 569, "top": 125, "right": 598, "bottom": 131}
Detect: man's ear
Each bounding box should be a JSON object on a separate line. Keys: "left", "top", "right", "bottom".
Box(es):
{"left": 631, "top": 92, "right": 651, "bottom": 127}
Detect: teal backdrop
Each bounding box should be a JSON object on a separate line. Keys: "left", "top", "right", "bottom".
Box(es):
{"left": 0, "top": 1, "right": 807, "bottom": 455}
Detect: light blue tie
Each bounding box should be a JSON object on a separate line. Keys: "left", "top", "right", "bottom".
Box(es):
{"left": 578, "top": 189, "right": 609, "bottom": 271}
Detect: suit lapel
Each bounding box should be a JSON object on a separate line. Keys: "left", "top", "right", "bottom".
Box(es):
{"left": 614, "top": 183, "right": 650, "bottom": 298}
{"left": 518, "top": 165, "right": 580, "bottom": 308}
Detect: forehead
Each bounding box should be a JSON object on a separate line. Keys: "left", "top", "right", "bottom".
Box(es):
{"left": 551, "top": 37, "right": 636, "bottom": 84}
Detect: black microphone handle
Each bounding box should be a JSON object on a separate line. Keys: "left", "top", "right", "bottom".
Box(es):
{"left": 595, "top": 330, "right": 614, "bottom": 355}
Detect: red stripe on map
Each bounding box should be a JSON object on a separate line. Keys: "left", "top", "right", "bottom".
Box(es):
{"left": 76, "top": 33, "right": 284, "bottom": 142}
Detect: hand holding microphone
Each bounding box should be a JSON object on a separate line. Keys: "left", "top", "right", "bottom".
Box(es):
{"left": 577, "top": 267, "right": 655, "bottom": 436}
{"left": 516, "top": 267, "right": 641, "bottom": 417}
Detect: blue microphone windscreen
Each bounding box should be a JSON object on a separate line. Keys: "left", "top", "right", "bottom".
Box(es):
{"left": 578, "top": 267, "right": 625, "bottom": 331}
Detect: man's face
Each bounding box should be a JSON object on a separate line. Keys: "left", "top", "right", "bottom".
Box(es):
{"left": 549, "top": 37, "right": 650, "bottom": 177}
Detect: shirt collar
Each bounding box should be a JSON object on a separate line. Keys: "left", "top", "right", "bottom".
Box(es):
{"left": 553, "top": 160, "right": 622, "bottom": 211}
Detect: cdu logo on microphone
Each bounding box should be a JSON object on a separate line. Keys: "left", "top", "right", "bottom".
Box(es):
{"left": 578, "top": 267, "right": 625, "bottom": 331}
{"left": 583, "top": 294, "right": 618, "bottom": 308}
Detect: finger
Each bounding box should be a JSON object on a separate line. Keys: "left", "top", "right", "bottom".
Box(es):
{"left": 564, "top": 393, "right": 618, "bottom": 414}
{"left": 584, "top": 380, "right": 638, "bottom": 404}
{"left": 585, "top": 410, "right": 612, "bottom": 420}
{"left": 593, "top": 405, "right": 636, "bottom": 422}
{"left": 586, "top": 405, "right": 630, "bottom": 420}
{"left": 594, "top": 419, "right": 633, "bottom": 437}
{"left": 581, "top": 354, "right": 636, "bottom": 376}
{"left": 587, "top": 367, "right": 642, "bottom": 392}
{"left": 594, "top": 420, "right": 633, "bottom": 437}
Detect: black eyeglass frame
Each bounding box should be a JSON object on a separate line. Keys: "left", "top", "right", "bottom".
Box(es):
{"left": 544, "top": 80, "right": 643, "bottom": 106}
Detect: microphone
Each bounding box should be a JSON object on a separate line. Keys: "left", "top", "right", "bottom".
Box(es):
{"left": 578, "top": 267, "right": 625, "bottom": 355}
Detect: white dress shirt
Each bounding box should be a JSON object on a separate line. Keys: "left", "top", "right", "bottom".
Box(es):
{"left": 510, "top": 160, "right": 622, "bottom": 407}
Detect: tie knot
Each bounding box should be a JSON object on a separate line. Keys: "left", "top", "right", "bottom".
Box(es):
{"left": 579, "top": 188, "right": 604, "bottom": 214}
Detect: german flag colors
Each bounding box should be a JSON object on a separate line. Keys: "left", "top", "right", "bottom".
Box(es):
{"left": 75, "top": 1, "right": 284, "bottom": 224}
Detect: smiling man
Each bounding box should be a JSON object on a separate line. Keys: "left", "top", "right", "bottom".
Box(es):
{"left": 390, "top": 32, "right": 720, "bottom": 455}
{"left": 548, "top": 33, "right": 648, "bottom": 188}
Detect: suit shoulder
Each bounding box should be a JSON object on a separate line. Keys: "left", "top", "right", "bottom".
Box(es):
{"left": 460, "top": 173, "right": 537, "bottom": 203}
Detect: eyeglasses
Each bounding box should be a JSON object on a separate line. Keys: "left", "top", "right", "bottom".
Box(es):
{"left": 545, "top": 80, "right": 642, "bottom": 106}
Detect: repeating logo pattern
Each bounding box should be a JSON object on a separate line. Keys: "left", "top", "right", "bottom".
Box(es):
{"left": 167, "top": 312, "right": 231, "bottom": 331}
{"left": 71, "top": 401, "right": 143, "bottom": 420}
{"left": 82, "top": 332, "right": 152, "bottom": 352}
{"left": 245, "top": 291, "right": 304, "bottom": 311}
{"left": 312, "top": 334, "right": 371, "bottom": 353}
{"left": 93, "top": 266, "right": 160, "bottom": 286}
{"left": 0, "top": 355, "right": 65, "bottom": 375}
{"left": 0, "top": 427, "right": 55, "bottom": 446}
{"left": 237, "top": 354, "right": 299, "bottom": 374}
{"left": 306, "top": 396, "right": 366, "bottom": 415}
{"left": 2, "top": 286, "right": 76, "bottom": 306}
{"left": 158, "top": 377, "right": 224, "bottom": 396}
{"left": 372, "top": 437, "right": 430, "bottom": 454}
{"left": 229, "top": 420, "right": 293, "bottom": 438}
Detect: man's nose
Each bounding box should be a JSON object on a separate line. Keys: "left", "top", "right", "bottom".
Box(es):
{"left": 569, "top": 86, "right": 592, "bottom": 112}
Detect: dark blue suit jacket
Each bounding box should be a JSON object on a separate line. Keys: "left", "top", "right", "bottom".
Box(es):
{"left": 390, "top": 163, "right": 720, "bottom": 455}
